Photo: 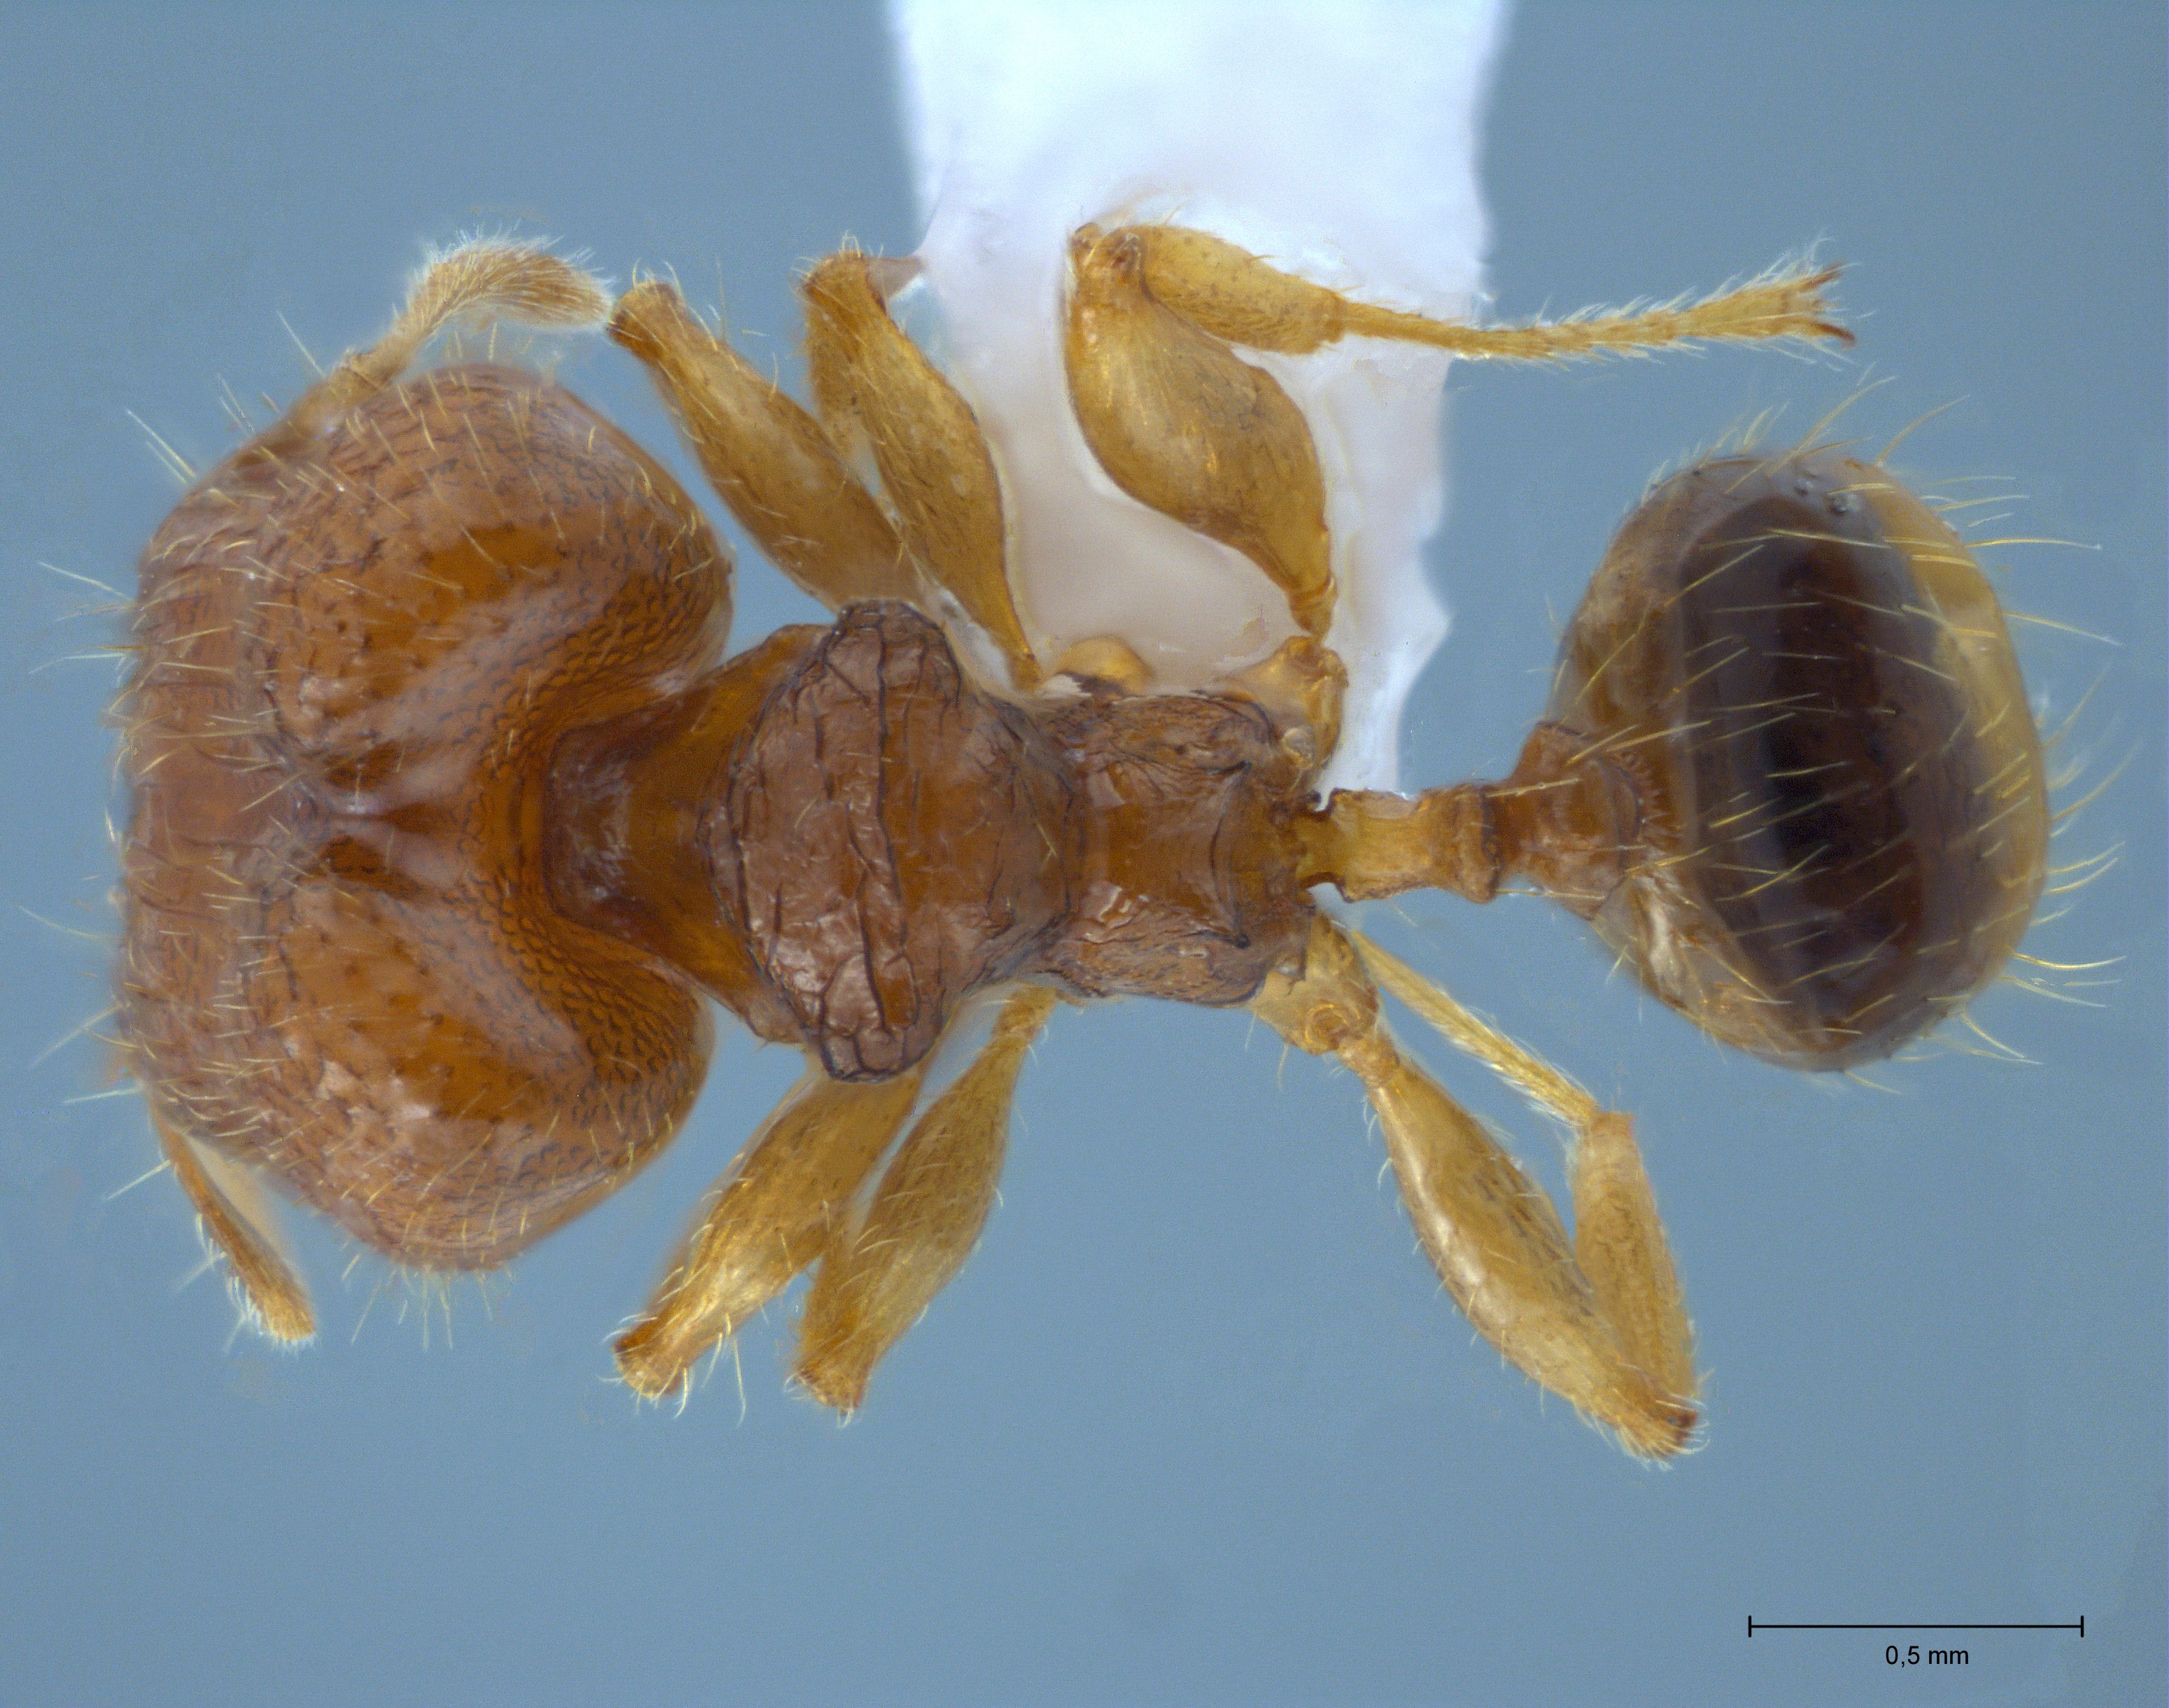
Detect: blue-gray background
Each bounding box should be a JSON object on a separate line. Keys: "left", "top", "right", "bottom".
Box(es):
{"left": 2, "top": 4, "right": 2161, "bottom": 1704}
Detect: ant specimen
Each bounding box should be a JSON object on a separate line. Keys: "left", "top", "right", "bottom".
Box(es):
{"left": 117, "top": 232, "right": 2044, "bottom": 1457}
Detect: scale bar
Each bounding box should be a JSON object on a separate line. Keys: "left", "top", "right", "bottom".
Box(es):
{"left": 1748, "top": 1618, "right": 2082, "bottom": 1637}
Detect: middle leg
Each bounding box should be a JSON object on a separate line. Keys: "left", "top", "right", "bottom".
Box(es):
{"left": 796, "top": 985, "right": 1060, "bottom": 1411}
{"left": 799, "top": 253, "right": 1043, "bottom": 688}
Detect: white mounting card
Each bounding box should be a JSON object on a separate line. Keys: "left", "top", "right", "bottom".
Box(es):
{"left": 890, "top": 0, "right": 1507, "bottom": 791}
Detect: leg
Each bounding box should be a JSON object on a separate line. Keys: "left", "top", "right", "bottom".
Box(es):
{"left": 1064, "top": 227, "right": 1335, "bottom": 638}
{"left": 1103, "top": 223, "right": 1851, "bottom": 362}
{"left": 154, "top": 1108, "right": 313, "bottom": 1343}
{"left": 799, "top": 253, "right": 1042, "bottom": 687}
{"left": 796, "top": 986, "right": 1059, "bottom": 1411}
{"left": 1051, "top": 635, "right": 1153, "bottom": 693}
{"left": 1348, "top": 931, "right": 1697, "bottom": 1418}
{"left": 1060, "top": 220, "right": 1850, "bottom": 649}
{"left": 1253, "top": 919, "right": 1696, "bottom": 1457}
{"left": 614, "top": 1059, "right": 925, "bottom": 1399}
{"left": 1221, "top": 635, "right": 1348, "bottom": 770}
{"left": 610, "top": 279, "right": 920, "bottom": 612}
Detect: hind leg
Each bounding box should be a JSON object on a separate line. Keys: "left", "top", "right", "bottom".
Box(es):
{"left": 1255, "top": 919, "right": 1697, "bottom": 1457}
{"left": 1061, "top": 223, "right": 1853, "bottom": 648}
{"left": 1082, "top": 222, "right": 1849, "bottom": 363}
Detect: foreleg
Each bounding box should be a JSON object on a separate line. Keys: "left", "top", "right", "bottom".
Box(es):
{"left": 154, "top": 1108, "right": 313, "bottom": 1343}
{"left": 248, "top": 239, "right": 612, "bottom": 461}
{"left": 614, "top": 1061, "right": 924, "bottom": 1399}
{"left": 610, "top": 279, "right": 919, "bottom": 611}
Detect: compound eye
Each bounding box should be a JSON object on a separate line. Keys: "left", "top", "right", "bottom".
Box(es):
{"left": 1548, "top": 448, "right": 2049, "bottom": 1068}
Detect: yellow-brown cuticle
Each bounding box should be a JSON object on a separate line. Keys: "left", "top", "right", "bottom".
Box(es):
{"left": 116, "top": 227, "right": 2052, "bottom": 1455}
{"left": 715, "top": 604, "right": 1322, "bottom": 1081}
{"left": 717, "top": 603, "right": 1075, "bottom": 1080}
{"left": 122, "top": 365, "right": 726, "bottom": 1268}
{"left": 1297, "top": 784, "right": 1499, "bottom": 903}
